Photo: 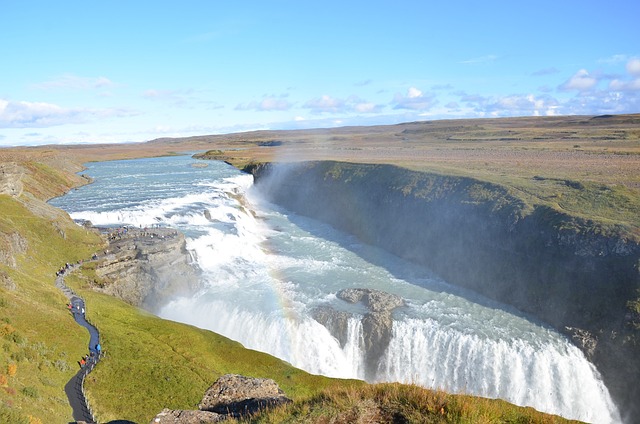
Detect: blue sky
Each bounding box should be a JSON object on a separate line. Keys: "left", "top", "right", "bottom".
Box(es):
{"left": 1, "top": 1, "right": 639, "bottom": 146}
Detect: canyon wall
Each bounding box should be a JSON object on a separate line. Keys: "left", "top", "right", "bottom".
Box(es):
{"left": 249, "top": 160, "right": 640, "bottom": 422}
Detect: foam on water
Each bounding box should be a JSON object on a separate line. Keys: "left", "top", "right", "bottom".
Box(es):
{"left": 49, "top": 155, "right": 622, "bottom": 423}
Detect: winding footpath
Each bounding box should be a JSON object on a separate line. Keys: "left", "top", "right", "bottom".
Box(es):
{"left": 56, "top": 263, "right": 101, "bottom": 424}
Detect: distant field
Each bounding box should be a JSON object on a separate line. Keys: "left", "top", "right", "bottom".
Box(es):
{"left": 3, "top": 113, "right": 639, "bottom": 235}
{"left": 188, "top": 114, "right": 640, "bottom": 236}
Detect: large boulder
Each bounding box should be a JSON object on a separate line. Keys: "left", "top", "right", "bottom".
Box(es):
{"left": 198, "top": 374, "right": 291, "bottom": 417}
{"left": 93, "top": 227, "right": 200, "bottom": 310}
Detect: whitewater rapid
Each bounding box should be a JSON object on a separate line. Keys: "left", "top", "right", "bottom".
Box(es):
{"left": 49, "top": 155, "right": 621, "bottom": 423}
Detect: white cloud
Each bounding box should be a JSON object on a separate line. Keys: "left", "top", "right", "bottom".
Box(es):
{"left": 408, "top": 87, "right": 422, "bottom": 98}
{"left": 559, "top": 69, "right": 598, "bottom": 91}
{"left": 31, "top": 74, "right": 117, "bottom": 90}
{"left": 457, "top": 93, "right": 560, "bottom": 117}
{"left": 609, "top": 58, "right": 640, "bottom": 92}
{"left": 627, "top": 58, "right": 640, "bottom": 76}
{"left": 393, "top": 87, "right": 437, "bottom": 111}
{"left": 0, "top": 98, "right": 136, "bottom": 128}
{"left": 609, "top": 78, "right": 640, "bottom": 91}
{"left": 353, "top": 102, "right": 378, "bottom": 113}
{"left": 303, "top": 95, "right": 345, "bottom": 113}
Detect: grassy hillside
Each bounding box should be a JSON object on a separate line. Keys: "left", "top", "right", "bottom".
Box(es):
{"left": 0, "top": 195, "right": 104, "bottom": 423}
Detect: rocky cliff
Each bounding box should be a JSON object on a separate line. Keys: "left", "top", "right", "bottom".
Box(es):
{"left": 92, "top": 227, "right": 200, "bottom": 311}
{"left": 249, "top": 160, "right": 640, "bottom": 422}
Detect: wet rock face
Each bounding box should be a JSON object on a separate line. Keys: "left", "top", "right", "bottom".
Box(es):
{"left": 313, "top": 288, "right": 405, "bottom": 381}
{"left": 311, "top": 305, "right": 352, "bottom": 348}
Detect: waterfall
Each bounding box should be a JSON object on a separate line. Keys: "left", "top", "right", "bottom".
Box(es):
{"left": 377, "top": 318, "right": 620, "bottom": 423}
{"left": 50, "top": 155, "right": 623, "bottom": 424}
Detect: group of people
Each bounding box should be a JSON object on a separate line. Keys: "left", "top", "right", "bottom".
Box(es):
{"left": 56, "top": 262, "right": 72, "bottom": 277}
{"left": 78, "top": 344, "right": 102, "bottom": 369}
{"left": 68, "top": 303, "right": 103, "bottom": 369}
{"left": 106, "top": 225, "right": 179, "bottom": 242}
{"left": 67, "top": 302, "right": 84, "bottom": 315}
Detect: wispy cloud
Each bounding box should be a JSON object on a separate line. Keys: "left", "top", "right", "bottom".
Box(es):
{"left": 0, "top": 98, "right": 136, "bottom": 128}
{"left": 598, "top": 54, "right": 630, "bottom": 64}
{"left": 354, "top": 79, "right": 373, "bottom": 87}
{"left": 459, "top": 54, "right": 498, "bottom": 65}
{"left": 31, "top": 74, "right": 117, "bottom": 90}
{"left": 143, "top": 88, "right": 222, "bottom": 109}
{"left": 431, "top": 83, "right": 453, "bottom": 91}
{"left": 531, "top": 67, "right": 560, "bottom": 76}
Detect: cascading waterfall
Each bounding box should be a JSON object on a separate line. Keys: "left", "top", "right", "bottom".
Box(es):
{"left": 379, "top": 318, "right": 618, "bottom": 423}
{"left": 49, "top": 155, "right": 622, "bottom": 423}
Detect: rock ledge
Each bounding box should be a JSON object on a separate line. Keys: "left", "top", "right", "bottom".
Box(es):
{"left": 151, "top": 374, "right": 291, "bottom": 423}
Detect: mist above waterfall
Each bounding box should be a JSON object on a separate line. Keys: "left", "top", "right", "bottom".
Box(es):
{"left": 50, "top": 155, "right": 622, "bottom": 423}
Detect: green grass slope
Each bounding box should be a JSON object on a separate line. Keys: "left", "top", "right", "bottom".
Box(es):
{"left": 0, "top": 195, "right": 104, "bottom": 423}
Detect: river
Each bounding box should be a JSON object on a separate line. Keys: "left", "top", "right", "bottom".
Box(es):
{"left": 49, "top": 154, "right": 621, "bottom": 423}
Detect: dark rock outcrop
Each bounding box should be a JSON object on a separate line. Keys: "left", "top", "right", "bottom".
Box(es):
{"left": 251, "top": 160, "right": 640, "bottom": 420}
